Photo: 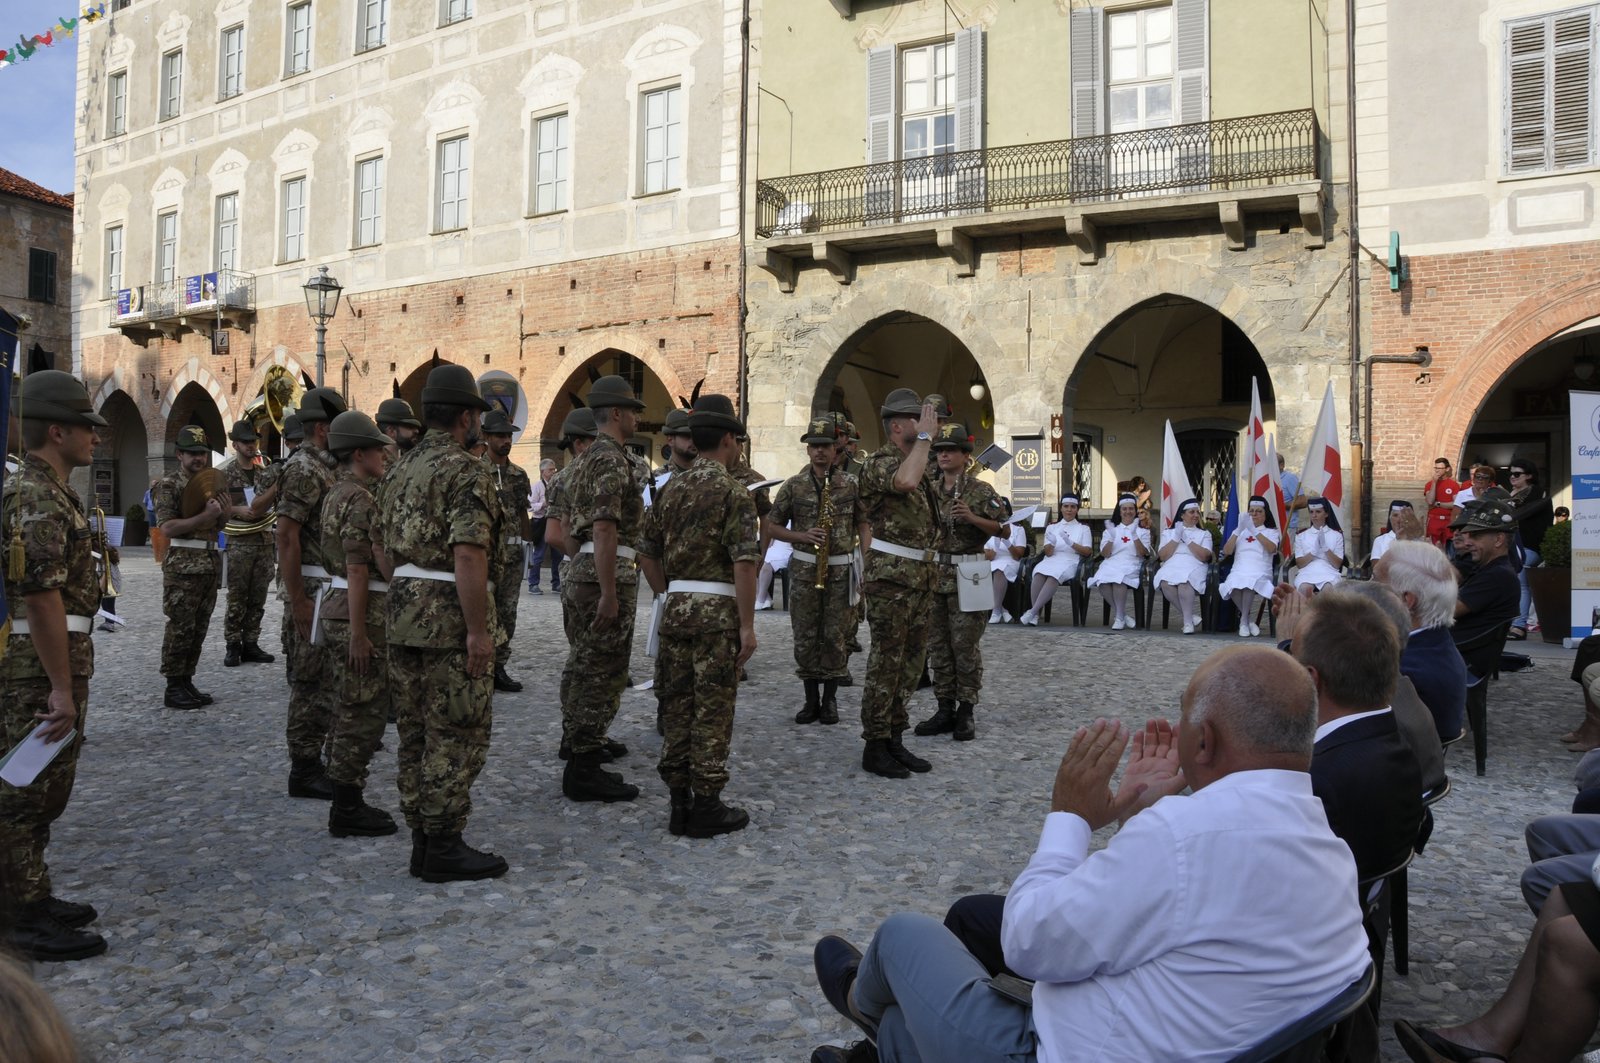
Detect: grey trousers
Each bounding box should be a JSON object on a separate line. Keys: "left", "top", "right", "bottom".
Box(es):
{"left": 1521, "top": 813, "right": 1600, "bottom": 913}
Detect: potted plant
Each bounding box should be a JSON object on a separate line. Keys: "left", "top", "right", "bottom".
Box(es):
{"left": 123, "top": 503, "right": 148, "bottom": 547}
{"left": 1528, "top": 519, "right": 1571, "bottom": 644}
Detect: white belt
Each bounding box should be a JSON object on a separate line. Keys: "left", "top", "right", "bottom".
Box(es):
{"left": 666, "top": 580, "right": 736, "bottom": 597}
{"left": 330, "top": 575, "right": 390, "bottom": 593}
{"left": 940, "top": 552, "right": 986, "bottom": 564}
{"left": 393, "top": 563, "right": 456, "bottom": 583}
{"left": 791, "top": 551, "right": 853, "bottom": 567}
{"left": 300, "top": 564, "right": 331, "bottom": 580}
{"left": 869, "top": 539, "right": 937, "bottom": 563}
{"left": 505, "top": 535, "right": 523, "bottom": 546}
{"left": 169, "top": 538, "right": 216, "bottom": 551}
{"left": 11, "top": 615, "right": 94, "bottom": 635}
{"left": 577, "top": 542, "right": 638, "bottom": 560}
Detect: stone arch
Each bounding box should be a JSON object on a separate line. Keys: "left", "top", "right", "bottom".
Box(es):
{"left": 528, "top": 335, "right": 687, "bottom": 441}
{"left": 164, "top": 381, "right": 227, "bottom": 455}
{"left": 242, "top": 350, "right": 314, "bottom": 401}
{"left": 160, "top": 358, "right": 232, "bottom": 426}
{"left": 94, "top": 388, "right": 151, "bottom": 516}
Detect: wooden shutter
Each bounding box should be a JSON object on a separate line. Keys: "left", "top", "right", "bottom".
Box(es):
{"left": 866, "top": 45, "right": 896, "bottom": 164}
{"left": 954, "top": 25, "right": 986, "bottom": 152}
{"left": 1174, "top": 0, "right": 1209, "bottom": 124}
{"left": 1505, "top": 8, "right": 1596, "bottom": 174}
{"left": 1552, "top": 9, "right": 1595, "bottom": 169}
{"left": 1070, "top": 7, "right": 1103, "bottom": 138}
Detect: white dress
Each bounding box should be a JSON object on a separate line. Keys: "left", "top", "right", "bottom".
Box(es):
{"left": 1153, "top": 526, "right": 1211, "bottom": 592}
{"left": 986, "top": 524, "right": 1026, "bottom": 582}
{"left": 1293, "top": 528, "right": 1345, "bottom": 589}
{"left": 764, "top": 531, "right": 794, "bottom": 572}
{"left": 1219, "top": 525, "right": 1279, "bottom": 598}
{"left": 1034, "top": 519, "right": 1092, "bottom": 582}
{"left": 1370, "top": 530, "right": 1396, "bottom": 562}
{"left": 1087, "top": 522, "right": 1149, "bottom": 588}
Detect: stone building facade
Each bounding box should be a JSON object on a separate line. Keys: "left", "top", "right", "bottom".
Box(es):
{"left": 0, "top": 168, "right": 74, "bottom": 380}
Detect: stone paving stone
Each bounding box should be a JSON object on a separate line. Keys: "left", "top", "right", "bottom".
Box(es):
{"left": 25, "top": 553, "right": 1599, "bottom": 1059}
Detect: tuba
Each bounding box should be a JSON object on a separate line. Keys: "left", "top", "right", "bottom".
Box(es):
{"left": 243, "top": 365, "right": 301, "bottom": 441}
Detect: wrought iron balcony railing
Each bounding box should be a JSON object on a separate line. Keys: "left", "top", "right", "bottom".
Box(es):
{"left": 111, "top": 269, "right": 256, "bottom": 330}
{"left": 756, "top": 109, "right": 1320, "bottom": 238}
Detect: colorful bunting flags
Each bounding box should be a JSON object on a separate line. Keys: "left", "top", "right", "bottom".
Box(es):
{"left": 0, "top": 6, "right": 104, "bottom": 71}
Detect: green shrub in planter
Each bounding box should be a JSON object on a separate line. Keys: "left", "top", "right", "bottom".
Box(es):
{"left": 123, "top": 503, "right": 148, "bottom": 547}
{"left": 1541, "top": 519, "right": 1571, "bottom": 569}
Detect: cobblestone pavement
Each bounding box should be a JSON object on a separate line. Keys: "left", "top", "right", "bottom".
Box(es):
{"left": 24, "top": 552, "right": 1596, "bottom": 1060}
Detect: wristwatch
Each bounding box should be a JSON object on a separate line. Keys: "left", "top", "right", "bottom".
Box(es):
{"left": 916, "top": 432, "right": 932, "bottom": 441}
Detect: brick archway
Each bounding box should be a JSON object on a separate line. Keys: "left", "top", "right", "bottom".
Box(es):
{"left": 159, "top": 359, "right": 233, "bottom": 429}
{"left": 528, "top": 336, "right": 687, "bottom": 442}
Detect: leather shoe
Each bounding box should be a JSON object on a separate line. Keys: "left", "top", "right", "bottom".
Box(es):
{"left": 811, "top": 1043, "right": 878, "bottom": 1063}
{"left": 814, "top": 936, "right": 871, "bottom": 1034}
{"left": 493, "top": 665, "right": 523, "bottom": 692}
{"left": 913, "top": 701, "right": 956, "bottom": 736}
{"left": 8, "top": 901, "right": 107, "bottom": 962}
{"left": 795, "top": 700, "right": 822, "bottom": 725}
{"left": 164, "top": 681, "right": 204, "bottom": 710}
{"left": 1393, "top": 1019, "right": 1507, "bottom": 1063}
{"left": 686, "top": 792, "right": 749, "bottom": 838}
{"left": 44, "top": 896, "right": 98, "bottom": 929}
{"left": 241, "top": 642, "right": 275, "bottom": 663}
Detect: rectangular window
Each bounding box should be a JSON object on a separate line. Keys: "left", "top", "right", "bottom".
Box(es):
{"left": 107, "top": 70, "right": 127, "bottom": 136}
{"left": 106, "top": 226, "right": 124, "bottom": 297}
{"left": 285, "top": 2, "right": 312, "bottom": 75}
{"left": 533, "top": 112, "right": 570, "bottom": 214}
{"left": 281, "top": 177, "right": 307, "bottom": 262}
{"left": 354, "top": 156, "right": 384, "bottom": 247}
{"left": 441, "top": 0, "right": 471, "bottom": 26}
{"left": 157, "top": 210, "right": 178, "bottom": 282}
{"left": 436, "top": 135, "right": 470, "bottom": 231}
{"left": 1505, "top": 7, "right": 1598, "bottom": 174}
{"left": 215, "top": 193, "right": 240, "bottom": 271}
{"left": 219, "top": 24, "right": 245, "bottom": 99}
{"left": 1107, "top": 6, "right": 1174, "bottom": 134}
{"left": 640, "top": 85, "right": 682, "bottom": 194}
{"left": 27, "top": 249, "right": 57, "bottom": 304}
{"left": 357, "top": 0, "right": 387, "bottom": 52}
{"left": 160, "top": 49, "right": 184, "bottom": 120}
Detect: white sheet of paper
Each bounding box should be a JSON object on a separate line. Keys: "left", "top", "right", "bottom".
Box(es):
{"left": 1008, "top": 505, "right": 1038, "bottom": 527}
{"left": 0, "top": 722, "right": 76, "bottom": 787}
{"left": 244, "top": 486, "right": 257, "bottom": 505}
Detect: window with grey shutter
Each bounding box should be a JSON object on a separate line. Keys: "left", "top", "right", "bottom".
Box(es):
{"left": 1505, "top": 7, "right": 1597, "bottom": 175}
{"left": 1173, "top": 0, "right": 1210, "bottom": 187}
{"left": 1070, "top": 7, "right": 1105, "bottom": 196}
{"left": 865, "top": 45, "right": 897, "bottom": 222}
{"left": 953, "top": 25, "right": 987, "bottom": 211}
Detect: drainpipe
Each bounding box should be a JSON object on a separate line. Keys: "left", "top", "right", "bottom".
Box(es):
{"left": 1361, "top": 346, "right": 1433, "bottom": 557}
{"left": 736, "top": 0, "right": 752, "bottom": 421}
{"left": 1343, "top": 0, "right": 1364, "bottom": 550}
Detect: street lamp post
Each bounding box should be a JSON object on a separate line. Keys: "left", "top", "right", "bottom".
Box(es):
{"left": 301, "top": 265, "right": 344, "bottom": 388}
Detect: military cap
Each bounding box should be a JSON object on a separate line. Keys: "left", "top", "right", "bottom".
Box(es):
{"left": 175, "top": 425, "right": 211, "bottom": 452}
{"left": 802, "top": 418, "right": 838, "bottom": 445}
{"left": 375, "top": 397, "right": 420, "bottom": 429}
{"left": 880, "top": 387, "right": 923, "bottom": 417}
{"left": 296, "top": 386, "right": 348, "bottom": 424}
{"left": 17, "top": 370, "right": 107, "bottom": 427}
{"left": 930, "top": 423, "right": 973, "bottom": 452}
{"left": 842, "top": 419, "right": 860, "bottom": 441}
{"left": 586, "top": 374, "right": 646, "bottom": 410}
{"left": 560, "top": 407, "right": 598, "bottom": 439}
{"left": 662, "top": 408, "right": 692, "bottom": 437}
{"left": 327, "top": 410, "right": 392, "bottom": 454}
{"left": 924, "top": 393, "right": 953, "bottom": 419}
{"left": 420, "top": 364, "right": 490, "bottom": 410}
{"left": 229, "top": 419, "right": 258, "bottom": 443}
{"left": 1450, "top": 497, "right": 1517, "bottom": 532}
{"left": 688, "top": 393, "right": 744, "bottom": 435}
{"left": 281, "top": 412, "right": 305, "bottom": 441}
{"left": 482, "top": 408, "right": 520, "bottom": 435}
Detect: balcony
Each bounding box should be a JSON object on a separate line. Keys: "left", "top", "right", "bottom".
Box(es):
{"left": 111, "top": 268, "right": 256, "bottom": 340}
{"left": 755, "top": 109, "right": 1325, "bottom": 290}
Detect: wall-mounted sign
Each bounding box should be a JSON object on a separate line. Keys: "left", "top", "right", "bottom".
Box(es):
{"left": 115, "top": 287, "right": 143, "bottom": 318}
{"left": 478, "top": 370, "right": 524, "bottom": 440}
{"left": 1011, "top": 436, "right": 1045, "bottom": 505}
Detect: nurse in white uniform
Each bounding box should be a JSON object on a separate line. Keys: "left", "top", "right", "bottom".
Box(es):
{"left": 1219, "top": 494, "right": 1279, "bottom": 637}
{"left": 1020, "top": 494, "right": 1093, "bottom": 626}
{"left": 1292, "top": 498, "right": 1345, "bottom": 592}
{"left": 1086, "top": 493, "right": 1150, "bottom": 630}
{"left": 1153, "top": 497, "right": 1213, "bottom": 634}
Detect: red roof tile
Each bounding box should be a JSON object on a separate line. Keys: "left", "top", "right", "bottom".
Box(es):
{"left": 0, "top": 167, "right": 72, "bottom": 210}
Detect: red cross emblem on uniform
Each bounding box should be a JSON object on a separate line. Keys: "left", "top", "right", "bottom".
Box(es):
{"left": 1120, "top": 535, "right": 1130, "bottom": 544}
{"left": 1245, "top": 535, "right": 1256, "bottom": 543}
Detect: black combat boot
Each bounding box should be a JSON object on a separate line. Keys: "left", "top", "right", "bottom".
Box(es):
{"left": 242, "top": 642, "right": 275, "bottom": 663}
{"left": 819, "top": 680, "right": 840, "bottom": 725}
{"left": 42, "top": 896, "right": 98, "bottom": 929}
{"left": 913, "top": 699, "right": 957, "bottom": 736}
{"left": 223, "top": 642, "right": 242, "bottom": 667}
{"left": 861, "top": 739, "right": 910, "bottom": 779}
{"left": 953, "top": 701, "right": 976, "bottom": 742}
{"left": 558, "top": 738, "right": 622, "bottom": 763}
{"left": 287, "top": 757, "right": 334, "bottom": 800}
{"left": 164, "top": 680, "right": 204, "bottom": 710}
{"left": 887, "top": 730, "right": 931, "bottom": 773}
{"left": 668, "top": 787, "right": 692, "bottom": 837}
{"left": 329, "top": 783, "right": 400, "bottom": 837}
{"left": 409, "top": 828, "right": 427, "bottom": 877}
{"left": 562, "top": 752, "right": 640, "bottom": 802}
{"left": 795, "top": 679, "right": 822, "bottom": 724}
{"left": 419, "top": 833, "right": 508, "bottom": 882}
{"left": 493, "top": 664, "right": 523, "bottom": 693}
{"left": 686, "top": 792, "right": 749, "bottom": 838}
{"left": 7, "top": 900, "right": 107, "bottom": 962}
{"left": 182, "top": 679, "right": 215, "bottom": 706}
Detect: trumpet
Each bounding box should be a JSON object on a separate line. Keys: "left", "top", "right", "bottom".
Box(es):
{"left": 92, "top": 506, "right": 112, "bottom": 598}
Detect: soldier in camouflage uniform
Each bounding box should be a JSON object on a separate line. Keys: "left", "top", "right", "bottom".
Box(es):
{"left": 834, "top": 418, "right": 867, "bottom": 680}
{"left": 916, "top": 423, "right": 1007, "bottom": 743}
{"left": 765, "top": 418, "right": 867, "bottom": 727}
{"left": 638, "top": 394, "right": 759, "bottom": 837}
{"left": 276, "top": 387, "right": 348, "bottom": 799}
{"left": 376, "top": 397, "right": 421, "bottom": 457}
{"left": 1, "top": 371, "right": 109, "bottom": 961}
{"left": 155, "top": 426, "right": 235, "bottom": 710}
{"left": 856, "top": 388, "right": 941, "bottom": 779}
{"left": 273, "top": 412, "right": 304, "bottom": 675}
{"left": 560, "top": 376, "right": 648, "bottom": 803}
{"left": 221, "top": 420, "right": 278, "bottom": 668}
{"left": 482, "top": 408, "right": 531, "bottom": 693}
{"left": 377, "top": 365, "right": 507, "bottom": 881}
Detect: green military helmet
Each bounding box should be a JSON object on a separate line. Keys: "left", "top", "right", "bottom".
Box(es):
{"left": 17, "top": 370, "right": 108, "bottom": 427}
{"left": 662, "top": 408, "right": 692, "bottom": 438}
{"left": 375, "top": 397, "right": 420, "bottom": 429}
{"left": 586, "top": 374, "right": 646, "bottom": 410}
{"left": 879, "top": 387, "right": 922, "bottom": 417}
{"left": 482, "top": 408, "right": 520, "bottom": 435}
{"left": 296, "top": 386, "right": 347, "bottom": 423}
{"left": 420, "top": 364, "right": 490, "bottom": 411}
{"left": 327, "top": 410, "right": 392, "bottom": 454}
{"left": 930, "top": 423, "right": 973, "bottom": 452}
{"left": 175, "top": 425, "right": 211, "bottom": 452}
{"left": 688, "top": 393, "right": 743, "bottom": 434}
{"left": 801, "top": 418, "right": 838, "bottom": 445}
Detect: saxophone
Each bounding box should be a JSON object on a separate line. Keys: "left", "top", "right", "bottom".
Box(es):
{"left": 815, "top": 476, "right": 834, "bottom": 591}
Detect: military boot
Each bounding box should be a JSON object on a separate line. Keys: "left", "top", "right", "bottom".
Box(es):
{"left": 223, "top": 642, "right": 242, "bottom": 667}
{"left": 492, "top": 664, "right": 523, "bottom": 693}
{"left": 7, "top": 900, "right": 107, "bottom": 962}
{"left": 668, "top": 787, "right": 692, "bottom": 837}
{"left": 686, "top": 792, "right": 749, "bottom": 838}
{"left": 795, "top": 679, "right": 822, "bottom": 725}
{"left": 953, "top": 701, "right": 976, "bottom": 742}
{"left": 409, "top": 828, "right": 427, "bottom": 877}
{"left": 819, "top": 680, "right": 840, "bottom": 725}
{"left": 861, "top": 739, "right": 910, "bottom": 779}
{"left": 182, "top": 679, "right": 215, "bottom": 706}
{"left": 419, "top": 833, "right": 508, "bottom": 883}
{"left": 287, "top": 757, "right": 334, "bottom": 800}
{"left": 562, "top": 752, "right": 640, "bottom": 803}
{"left": 329, "top": 783, "right": 400, "bottom": 837}
{"left": 242, "top": 642, "right": 275, "bottom": 664}
{"left": 164, "top": 680, "right": 204, "bottom": 710}
{"left": 913, "top": 699, "right": 957, "bottom": 736}
{"left": 887, "top": 730, "right": 932, "bottom": 773}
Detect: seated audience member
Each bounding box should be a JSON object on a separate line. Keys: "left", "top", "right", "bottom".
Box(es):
{"left": 1292, "top": 499, "right": 1346, "bottom": 591}
{"left": 1020, "top": 495, "right": 1092, "bottom": 626}
{"left": 985, "top": 514, "right": 1026, "bottom": 625}
{"left": 1566, "top": 663, "right": 1600, "bottom": 753}
{"left": 810, "top": 645, "right": 1370, "bottom": 1063}
{"left": 1555, "top": 505, "right": 1571, "bottom": 524}
{"left": 1219, "top": 496, "right": 1279, "bottom": 637}
{"left": 1522, "top": 810, "right": 1600, "bottom": 915}
{"left": 1373, "top": 540, "right": 1469, "bottom": 741}
{"left": 1369, "top": 500, "right": 1420, "bottom": 564}
{"left": 1450, "top": 499, "right": 1521, "bottom": 656}
{"left": 1086, "top": 493, "right": 1149, "bottom": 631}
{"left": 1153, "top": 498, "right": 1212, "bottom": 634}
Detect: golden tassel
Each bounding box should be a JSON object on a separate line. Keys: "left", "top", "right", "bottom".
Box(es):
{"left": 6, "top": 527, "right": 23, "bottom": 581}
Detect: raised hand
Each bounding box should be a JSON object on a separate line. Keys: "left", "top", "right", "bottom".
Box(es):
{"left": 1050, "top": 719, "right": 1137, "bottom": 831}
{"left": 1116, "top": 719, "right": 1186, "bottom": 826}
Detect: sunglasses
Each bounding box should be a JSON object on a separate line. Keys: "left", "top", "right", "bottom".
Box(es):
{"left": 1510, "top": 470, "right": 1528, "bottom": 477}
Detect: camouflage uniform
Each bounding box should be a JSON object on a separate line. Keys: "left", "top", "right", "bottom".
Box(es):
{"left": 770, "top": 465, "right": 861, "bottom": 680}
{"left": 221, "top": 457, "right": 275, "bottom": 648}
{"left": 276, "top": 444, "right": 339, "bottom": 762}
{"left": 927, "top": 474, "right": 1006, "bottom": 705}
{"left": 153, "top": 468, "right": 223, "bottom": 679}
{"left": 320, "top": 469, "right": 389, "bottom": 788}
{"left": 487, "top": 457, "right": 531, "bottom": 668}
{"left": 560, "top": 434, "right": 646, "bottom": 757}
{"left": 377, "top": 430, "right": 505, "bottom": 836}
{"left": 858, "top": 442, "right": 940, "bottom": 741}
{"left": 639, "top": 458, "right": 760, "bottom": 795}
{"left": 0, "top": 455, "right": 96, "bottom": 905}
{"left": 545, "top": 462, "right": 579, "bottom": 720}
{"left": 729, "top": 455, "right": 773, "bottom": 523}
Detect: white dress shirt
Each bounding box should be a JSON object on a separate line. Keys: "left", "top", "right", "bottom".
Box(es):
{"left": 1002, "top": 769, "right": 1368, "bottom": 1063}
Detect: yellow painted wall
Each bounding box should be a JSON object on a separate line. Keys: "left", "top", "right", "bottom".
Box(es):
{"left": 1210, "top": 0, "right": 1322, "bottom": 120}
